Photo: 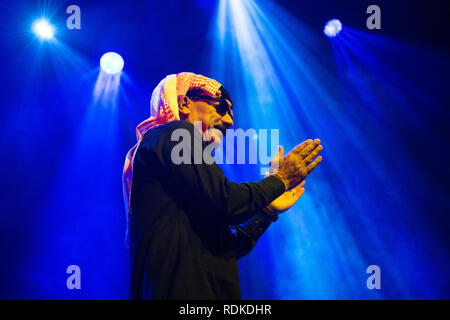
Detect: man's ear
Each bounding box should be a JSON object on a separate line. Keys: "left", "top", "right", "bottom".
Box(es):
{"left": 178, "top": 96, "right": 192, "bottom": 119}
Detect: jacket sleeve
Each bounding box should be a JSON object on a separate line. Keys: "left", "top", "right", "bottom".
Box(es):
{"left": 234, "top": 207, "right": 278, "bottom": 258}
{"left": 154, "top": 120, "right": 286, "bottom": 224}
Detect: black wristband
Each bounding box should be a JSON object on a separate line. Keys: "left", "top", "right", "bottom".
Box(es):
{"left": 243, "top": 210, "right": 274, "bottom": 242}
{"left": 262, "top": 206, "right": 279, "bottom": 222}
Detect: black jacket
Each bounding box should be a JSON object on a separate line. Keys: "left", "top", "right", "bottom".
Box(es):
{"left": 128, "top": 120, "right": 285, "bottom": 299}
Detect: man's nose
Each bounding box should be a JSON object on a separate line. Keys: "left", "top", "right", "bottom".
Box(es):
{"left": 221, "top": 114, "right": 233, "bottom": 128}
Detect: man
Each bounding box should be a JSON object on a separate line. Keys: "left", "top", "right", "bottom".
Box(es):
{"left": 122, "top": 72, "right": 323, "bottom": 299}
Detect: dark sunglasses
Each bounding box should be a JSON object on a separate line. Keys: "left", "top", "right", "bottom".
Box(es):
{"left": 187, "top": 95, "right": 233, "bottom": 118}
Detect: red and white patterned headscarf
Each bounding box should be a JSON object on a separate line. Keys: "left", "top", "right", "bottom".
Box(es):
{"left": 122, "top": 72, "right": 223, "bottom": 237}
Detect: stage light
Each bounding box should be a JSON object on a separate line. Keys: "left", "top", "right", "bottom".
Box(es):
{"left": 323, "top": 19, "right": 342, "bottom": 38}
{"left": 32, "top": 18, "right": 55, "bottom": 40}
{"left": 100, "top": 52, "right": 124, "bottom": 74}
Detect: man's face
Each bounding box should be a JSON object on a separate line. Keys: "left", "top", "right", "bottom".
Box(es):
{"left": 183, "top": 96, "right": 234, "bottom": 144}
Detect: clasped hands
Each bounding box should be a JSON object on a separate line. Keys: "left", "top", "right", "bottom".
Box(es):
{"left": 266, "top": 139, "right": 323, "bottom": 215}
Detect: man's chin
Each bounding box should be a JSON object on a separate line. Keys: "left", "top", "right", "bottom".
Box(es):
{"left": 204, "top": 128, "right": 224, "bottom": 145}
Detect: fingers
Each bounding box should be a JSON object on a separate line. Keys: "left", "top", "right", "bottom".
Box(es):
{"left": 298, "top": 139, "right": 313, "bottom": 150}
{"left": 297, "top": 187, "right": 305, "bottom": 198}
{"left": 291, "top": 180, "right": 305, "bottom": 193}
{"left": 301, "top": 139, "right": 321, "bottom": 159}
{"left": 306, "top": 155, "right": 323, "bottom": 173}
{"left": 290, "top": 183, "right": 305, "bottom": 199}
{"left": 270, "top": 146, "right": 283, "bottom": 164}
{"left": 269, "top": 146, "right": 284, "bottom": 175}
{"left": 304, "top": 144, "right": 323, "bottom": 164}
{"left": 291, "top": 140, "right": 312, "bottom": 155}
{"left": 294, "top": 188, "right": 305, "bottom": 200}
{"left": 277, "top": 146, "right": 284, "bottom": 159}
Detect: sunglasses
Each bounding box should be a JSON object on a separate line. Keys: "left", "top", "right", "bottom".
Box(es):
{"left": 187, "top": 95, "right": 233, "bottom": 118}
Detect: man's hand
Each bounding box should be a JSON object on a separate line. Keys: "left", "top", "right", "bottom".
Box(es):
{"left": 269, "top": 180, "right": 305, "bottom": 213}
{"left": 270, "top": 139, "right": 323, "bottom": 190}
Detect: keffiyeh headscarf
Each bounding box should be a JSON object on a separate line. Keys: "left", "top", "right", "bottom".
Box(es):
{"left": 122, "top": 72, "right": 225, "bottom": 241}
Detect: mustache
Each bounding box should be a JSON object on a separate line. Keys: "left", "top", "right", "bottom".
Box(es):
{"left": 213, "top": 124, "right": 228, "bottom": 137}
